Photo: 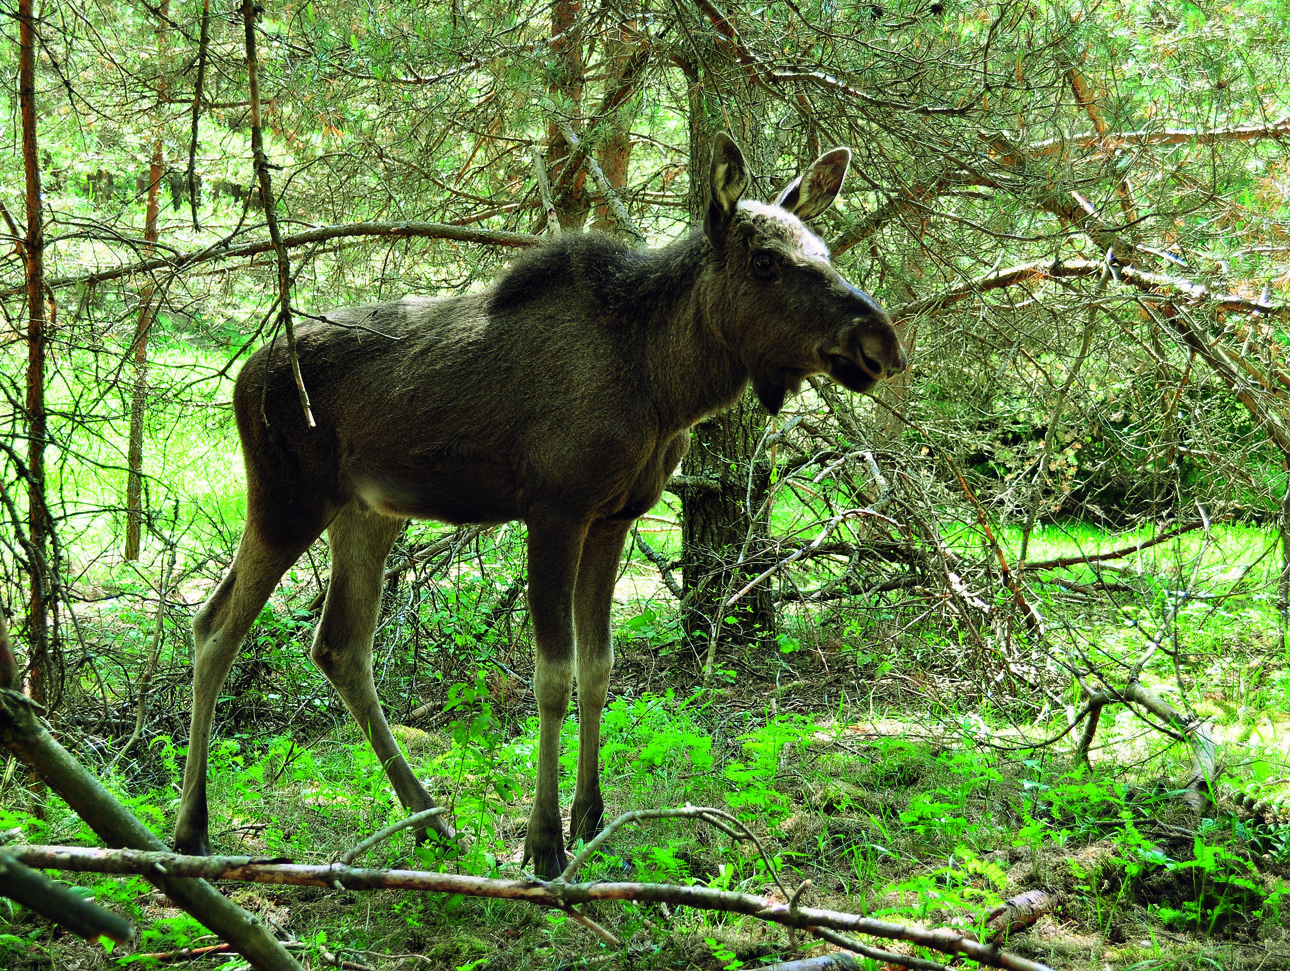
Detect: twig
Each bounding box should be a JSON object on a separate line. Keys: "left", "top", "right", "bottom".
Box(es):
{"left": 1022, "top": 519, "right": 1213, "bottom": 571}
{"left": 725, "top": 505, "right": 901, "bottom": 606}
{"left": 814, "top": 925, "right": 953, "bottom": 971}
{"left": 339, "top": 808, "right": 448, "bottom": 866}
{"left": 559, "top": 905, "right": 622, "bottom": 946}
{"left": 532, "top": 148, "right": 563, "bottom": 237}
{"left": 631, "top": 524, "right": 684, "bottom": 599}
{"left": 135, "top": 943, "right": 236, "bottom": 963}
{"left": 753, "top": 953, "right": 862, "bottom": 971}
{"left": 1017, "top": 255, "right": 1106, "bottom": 567}
{"left": 19, "top": 221, "right": 539, "bottom": 299}
{"left": 111, "top": 536, "right": 177, "bottom": 770}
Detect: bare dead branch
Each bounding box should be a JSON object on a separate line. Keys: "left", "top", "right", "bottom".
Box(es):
{"left": 890, "top": 257, "right": 1290, "bottom": 322}
{"left": 532, "top": 148, "right": 564, "bottom": 237}
{"left": 16, "top": 221, "right": 540, "bottom": 301}
{"left": 1025, "top": 117, "right": 1290, "bottom": 154}
{"left": 0, "top": 849, "right": 134, "bottom": 943}
{"left": 339, "top": 808, "right": 448, "bottom": 866}
{"left": 1022, "top": 519, "right": 1212, "bottom": 571}
{"left": 4, "top": 839, "right": 1057, "bottom": 971}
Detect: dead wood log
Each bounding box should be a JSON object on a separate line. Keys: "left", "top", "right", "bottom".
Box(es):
{"left": 1076, "top": 679, "right": 1218, "bottom": 811}
{"left": 985, "top": 888, "right": 1059, "bottom": 944}
{"left": 0, "top": 688, "right": 302, "bottom": 971}
{"left": 0, "top": 849, "right": 134, "bottom": 943}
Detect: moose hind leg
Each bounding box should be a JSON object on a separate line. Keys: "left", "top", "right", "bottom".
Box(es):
{"left": 176, "top": 527, "right": 311, "bottom": 855}
{"left": 314, "top": 503, "right": 454, "bottom": 841}
{"left": 569, "top": 519, "right": 629, "bottom": 846}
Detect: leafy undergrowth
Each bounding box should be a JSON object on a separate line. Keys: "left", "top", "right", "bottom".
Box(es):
{"left": 4, "top": 632, "right": 1290, "bottom": 971}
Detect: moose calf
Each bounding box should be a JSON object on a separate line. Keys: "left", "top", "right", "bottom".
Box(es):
{"left": 175, "top": 134, "right": 907, "bottom": 879}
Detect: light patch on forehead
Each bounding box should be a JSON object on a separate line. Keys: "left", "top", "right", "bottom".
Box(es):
{"left": 738, "top": 199, "right": 831, "bottom": 262}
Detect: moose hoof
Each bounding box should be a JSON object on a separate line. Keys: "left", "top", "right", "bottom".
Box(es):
{"left": 569, "top": 799, "right": 604, "bottom": 847}
{"left": 173, "top": 829, "right": 212, "bottom": 858}
{"left": 524, "top": 831, "right": 568, "bottom": 880}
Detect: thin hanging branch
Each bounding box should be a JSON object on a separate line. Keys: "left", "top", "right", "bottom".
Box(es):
{"left": 1017, "top": 257, "right": 1109, "bottom": 567}
{"left": 556, "top": 121, "right": 645, "bottom": 245}
{"left": 532, "top": 147, "right": 564, "bottom": 236}
{"left": 110, "top": 531, "right": 177, "bottom": 769}
{"left": 186, "top": 0, "right": 212, "bottom": 230}
{"left": 241, "top": 0, "right": 314, "bottom": 427}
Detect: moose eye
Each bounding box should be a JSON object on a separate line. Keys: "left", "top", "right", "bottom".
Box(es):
{"left": 752, "top": 253, "right": 776, "bottom": 278}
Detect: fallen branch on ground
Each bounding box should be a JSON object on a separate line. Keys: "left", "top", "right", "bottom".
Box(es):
{"left": 985, "top": 888, "right": 1059, "bottom": 945}
{"left": 8, "top": 828, "right": 1054, "bottom": 971}
{"left": 0, "top": 849, "right": 134, "bottom": 944}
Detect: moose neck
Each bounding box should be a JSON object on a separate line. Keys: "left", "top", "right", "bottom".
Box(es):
{"left": 628, "top": 232, "right": 752, "bottom": 432}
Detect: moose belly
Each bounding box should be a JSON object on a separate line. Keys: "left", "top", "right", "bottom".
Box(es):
{"left": 352, "top": 467, "right": 521, "bottom": 525}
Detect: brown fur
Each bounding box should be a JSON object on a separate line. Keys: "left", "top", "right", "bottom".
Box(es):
{"left": 174, "top": 135, "right": 906, "bottom": 878}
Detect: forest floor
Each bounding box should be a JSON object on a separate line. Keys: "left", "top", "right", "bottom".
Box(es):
{"left": 5, "top": 615, "right": 1290, "bottom": 971}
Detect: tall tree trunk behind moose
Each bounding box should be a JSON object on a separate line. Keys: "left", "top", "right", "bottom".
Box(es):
{"left": 679, "top": 64, "right": 778, "bottom": 657}
{"left": 18, "top": 0, "right": 60, "bottom": 711}
{"left": 124, "top": 0, "right": 170, "bottom": 561}
{"left": 590, "top": 1, "right": 639, "bottom": 235}
{"left": 545, "top": 0, "right": 588, "bottom": 229}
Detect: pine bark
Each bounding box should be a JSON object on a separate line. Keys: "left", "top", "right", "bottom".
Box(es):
{"left": 679, "top": 56, "right": 777, "bottom": 654}
{"left": 19, "top": 0, "right": 52, "bottom": 708}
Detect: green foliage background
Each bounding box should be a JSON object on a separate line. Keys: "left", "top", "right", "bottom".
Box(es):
{"left": 4, "top": 0, "right": 1290, "bottom": 967}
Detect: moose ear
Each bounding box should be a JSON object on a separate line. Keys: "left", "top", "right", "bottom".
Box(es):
{"left": 704, "top": 133, "right": 749, "bottom": 248}
{"left": 774, "top": 147, "right": 851, "bottom": 221}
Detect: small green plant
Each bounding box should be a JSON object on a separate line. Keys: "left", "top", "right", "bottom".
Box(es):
{"left": 621, "top": 604, "right": 682, "bottom": 647}
{"left": 414, "top": 669, "right": 522, "bottom": 873}
{"left": 705, "top": 936, "right": 745, "bottom": 970}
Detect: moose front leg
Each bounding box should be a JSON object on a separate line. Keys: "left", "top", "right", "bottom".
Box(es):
{"left": 523, "top": 514, "right": 588, "bottom": 879}
{"left": 569, "top": 519, "right": 630, "bottom": 846}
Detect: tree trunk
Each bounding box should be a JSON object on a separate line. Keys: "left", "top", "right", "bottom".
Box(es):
{"left": 124, "top": 0, "right": 169, "bottom": 561}
{"left": 545, "top": 0, "right": 587, "bottom": 229}
{"left": 19, "top": 0, "right": 54, "bottom": 710}
{"left": 591, "top": 4, "right": 638, "bottom": 234}
{"left": 680, "top": 392, "right": 777, "bottom": 652}
{"left": 679, "top": 59, "right": 777, "bottom": 659}
{"left": 125, "top": 167, "right": 166, "bottom": 559}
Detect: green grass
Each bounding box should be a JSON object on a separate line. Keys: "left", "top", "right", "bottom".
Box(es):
{"left": 8, "top": 677, "right": 1288, "bottom": 968}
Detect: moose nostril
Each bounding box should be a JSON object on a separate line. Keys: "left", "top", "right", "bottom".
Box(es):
{"left": 858, "top": 330, "right": 905, "bottom": 377}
